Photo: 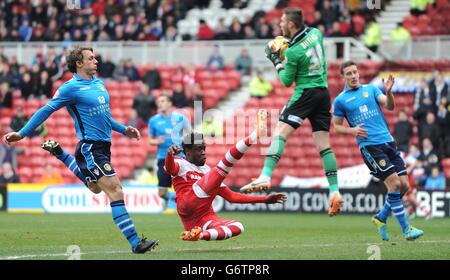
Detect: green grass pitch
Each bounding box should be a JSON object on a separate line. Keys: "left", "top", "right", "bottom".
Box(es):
{"left": 0, "top": 213, "right": 449, "bottom": 260}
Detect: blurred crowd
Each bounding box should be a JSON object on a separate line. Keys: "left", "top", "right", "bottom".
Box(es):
{"left": 0, "top": 0, "right": 387, "bottom": 43}
{"left": 394, "top": 70, "right": 449, "bottom": 189}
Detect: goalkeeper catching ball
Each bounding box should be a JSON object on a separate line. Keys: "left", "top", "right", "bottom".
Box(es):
{"left": 241, "top": 7, "right": 343, "bottom": 217}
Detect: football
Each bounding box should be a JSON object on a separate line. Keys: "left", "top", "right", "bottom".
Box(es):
{"left": 268, "top": 36, "right": 289, "bottom": 61}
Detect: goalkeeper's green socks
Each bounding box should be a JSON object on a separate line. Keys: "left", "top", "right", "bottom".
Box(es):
{"left": 320, "top": 148, "right": 339, "bottom": 194}
{"left": 261, "top": 136, "right": 286, "bottom": 179}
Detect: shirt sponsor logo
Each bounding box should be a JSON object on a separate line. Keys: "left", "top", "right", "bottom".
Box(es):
{"left": 345, "top": 97, "right": 356, "bottom": 103}
{"left": 98, "top": 96, "right": 106, "bottom": 104}
{"left": 359, "top": 105, "right": 368, "bottom": 113}
{"left": 287, "top": 115, "right": 302, "bottom": 124}
{"left": 189, "top": 174, "right": 202, "bottom": 180}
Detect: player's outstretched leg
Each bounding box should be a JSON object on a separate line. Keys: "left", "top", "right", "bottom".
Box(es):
{"left": 197, "top": 109, "right": 268, "bottom": 196}
{"left": 201, "top": 220, "right": 244, "bottom": 241}
{"left": 372, "top": 197, "right": 392, "bottom": 241}
{"left": 387, "top": 191, "right": 424, "bottom": 240}
{"left": 42, "top": 140, "right": 85, "bottom": 182}
{"left": 109, "top": 199, "right": 159, "bottom": 253}
{"left": 181, "top": 220, "right": 244, "bottom": 241}
{"left": 42, "top": 140, "right": 101, "bottom": 193}
{"left": 319, "top": 147, "right": 342, "bottom": 217}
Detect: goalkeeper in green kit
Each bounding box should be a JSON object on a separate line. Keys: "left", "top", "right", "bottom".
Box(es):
{"left": 240, "top": 7, "right": 343, "bottom": 217}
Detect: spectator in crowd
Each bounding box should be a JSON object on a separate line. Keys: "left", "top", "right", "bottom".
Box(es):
{"left": 0, "top": 82, "right": 12, "bottom": 109}
{"left": 172, "top": 82, "right": 189, "bottom": 108}
{"left": 429, "top": 70, "right": 448, "bottom": 108}
{"left": 123, "top": 59, "right": 140, "bottom": 81}
{"left": 191, "top": 83, "right": 204, "bottom": 103}
{"left": 414, "top": 79, "right": 437, "bottom": 140}
{"left": 420, "top": 112, "right": 440, "bottom": 149}
{"left": 0, "top": 48, "right": 7, "bottom": 64}
{"left": 36, "top": 70, "right": 53, "bottom": 99}
{"left": 8, "top": 105, "right": 47, "bottom": 138}
{"left": 142, "top": 64, "right": 161, "bottom": 91}
{"left": 405, "top": 144, "right": 427, "bottom": 187}
{"left": 163, "top": 25, "right": 179, "bottom": 41}
{"left": 420, "top": 138, "right": 441, "bottom": 176}
{"left": 424, "top": 166, "right": 446, "bottom": 190}
{"left": 112, "top": 59, "right": 128, "bottom": 81}
{"left": 9, "top": 107, "right": 28, "bottom": 133}
{"left": 19, "top": 20, "right": 32, "bottom": 41}
{"left": 97, "top": 55, "right": 116, "bottom": 79}
{"left": 321, "top": 0, "right": 338, "bottom": 30}
{"left": 256, "top": 22, "right": 272, "bottom": 39}
{"left": 126, "top": 109, "right": 147, "bottom": 131}
{"left": 410, "top": 0, "right": 428, "bottom": 16}
{"left": 311, "top": 11, "right": 325, "bottom": 28}
{"left": 390, "top": 22, "right": 411, "bottom": 45}
{"left": 206, "top": 45, "right": 225, "bottom": 73}
{"left": 0, "top": 64, "right": 15, "bottom": 86}
{"left": 405, "top": 144, "right": 421, "bottom": 167}
{"left": 249, "top": 70, "right": 273, "bottom": 99}
{"left": 437, "top": 96, "right": 450, "bottom": 156}
{"left": 363, "top": 16, "right": 381, "bottom": 54}
{"left": 328, "top": 21, "right": 343, "bottom": 37}
{"left": 243, "top": 25, "right": 256, "bottom": 39}
{"left": 8, "top": 56, "right": 21, "bottom": 80}
{"left": 234, "top": 48, "right": 253, "bottom": 76}
{"left": 409, "top": 160, "right": 427, "bottom": 187}
{"left": 39, "top": 163, "right": 65, "bottom": 185}
{"left": 197, "top": 19, "right": 215, "bottom": 40}
{"left": 0, "top": 124, "right": 18, "bottom": 170}
{"left": 0, "top": 162, "right": 20, "bottom": 184}
{"left": 394, "top": 110, "right": 413, "bottom": 152}
{"left": 201, "top": 114, "right": 223, "bottom": 138}
{"left": 214, "top": 18, "right": 229, "bottom": 40}
{"left": 338, "top": 9, "right": 353, "bottom": 36}
{"left": 135, "top": 166, "right": 159, "bottom": 186}
{"left": 132, "top": 83, "right": 157, "bottom": 123}
{"left": 229, "top": 18, "right": 244, "bottom": 40}
{"left": 19, "top": 72, "right": 33, "bottom": 100}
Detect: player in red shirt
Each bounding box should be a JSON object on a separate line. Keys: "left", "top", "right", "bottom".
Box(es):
{"left": 165, "top": 110, "right": 287, "bottom": 241}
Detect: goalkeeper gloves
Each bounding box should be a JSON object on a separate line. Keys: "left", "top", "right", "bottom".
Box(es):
{"left": 265, "top": 45, "right": 284, "bottom": 72}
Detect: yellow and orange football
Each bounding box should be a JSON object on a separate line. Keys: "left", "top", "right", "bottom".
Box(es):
{"left": 268, "top": 36, "right": 289, "bottom": 61}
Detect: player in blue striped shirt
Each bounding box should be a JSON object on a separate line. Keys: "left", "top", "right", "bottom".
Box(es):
{"left": 332, "top": 61, "right": 423, "bottom": 241}
{"left": 3, "top": 46, "right": 158, "bottom": 253}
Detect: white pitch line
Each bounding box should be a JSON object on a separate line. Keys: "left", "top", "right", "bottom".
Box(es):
{"left": 0, "top": 250, "right": 130, "bottom": 260}
{"left": 2, "top": 240, "right": 449, "bottom": 260}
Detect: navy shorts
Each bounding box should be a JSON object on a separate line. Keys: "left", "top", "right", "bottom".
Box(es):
{"left": 75, "top": 140, "right": 116, "bottom": 183}
{"left": 360, "top": 142, "right": 407, "bottom": 181}
{"left": 157, "top": 158, "right": 172, "bottom": 188}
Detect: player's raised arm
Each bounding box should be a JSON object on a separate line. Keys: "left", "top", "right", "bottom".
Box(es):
{"left": 164, "top": 144, "right": 181, "bottom": 176}
{"left": 377, "top": 75, "right": 396, "bottom": 111}
{"left": 3, "top": 86, "right": 73, "bottom": 144}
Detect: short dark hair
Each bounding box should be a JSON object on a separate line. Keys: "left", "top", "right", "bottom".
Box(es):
{"left": 182, "top": 132, "right": 204, "bottom": 151}
{"left": 66, "top": 46, "right": 93, "bottom": 73}
{"left": 284, "top": 7, "right": 304, "bottom": 29}
{"left": 340, "top": 60, "right": 357, "bottom": 75}
{"left": 158, "top": 93, "right": 172, "bottom": 103}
